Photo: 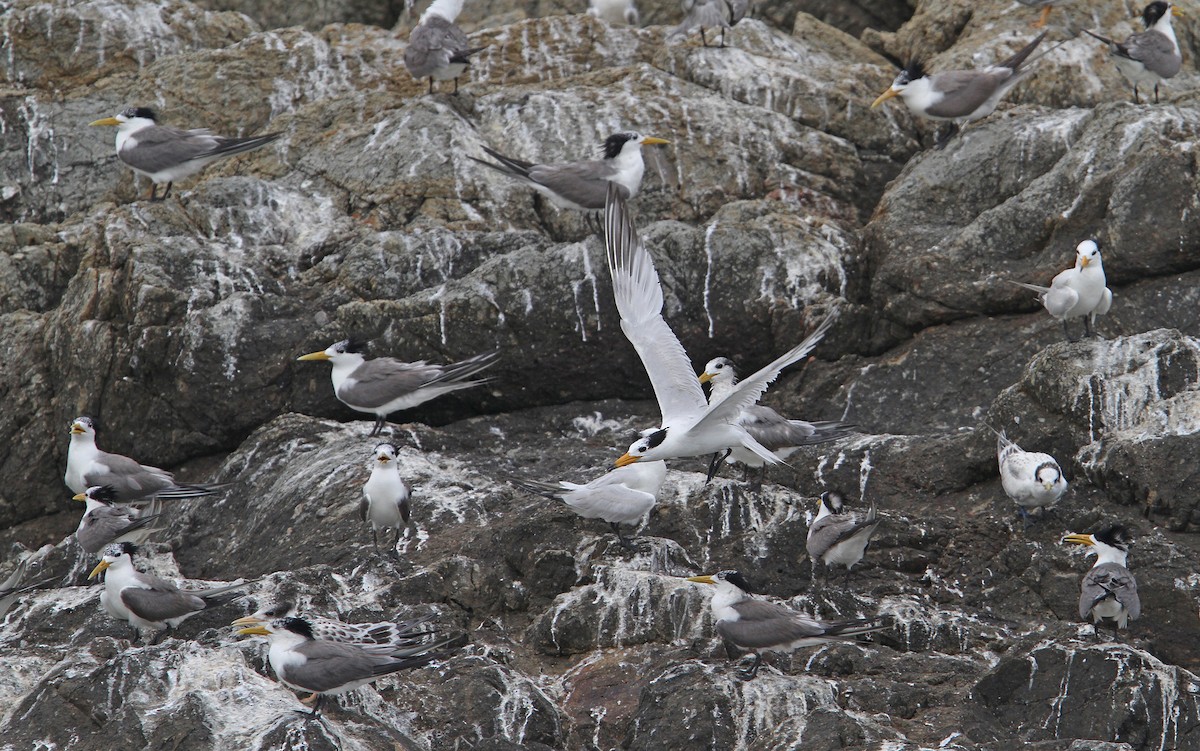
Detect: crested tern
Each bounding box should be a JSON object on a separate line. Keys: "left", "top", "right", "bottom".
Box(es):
{"left": 0, "top": 545, "right": 53, "bottom": 617}
{"left": 1084, "top": 2, "right": 1183, "bottom": 104}
{"left": 603, "top": 182, "right": 839, "bottom": 469}
{"left": 362, "top": 443, "right": 415, "bottom": 552}
{"left": 298, "top": 340, "right": 499, "bottom": 436}
{"left": 687, "top": 570, "right": 887, "bottom": 679}
{"left": 469, "top": 132, "right": 669, "bottom": 211}
{"left": 89, "top": 542, "right": 253, "bottom": 639}
{"left": 237, "top": 616, "right": 456, "bottom": 716}
{"left": 806, "top": 491, "right": 880, "bottom": 582}
{"left": 995, "top": 428, "right": 1068, "bottom": 525}
{"left": 871, "top": 33, "right": 1048, "bottom": 147}
{"left": 509, "top": 460, "right": 667, "bottom": 550}
{"left": 699, "top": 356, "right": 855, "bottom": 484}
{"left": 669, "top": 0, "right": 750, "bottom": 48}
{"left": 1062, "top": 525, "right": 1141, "bottom": 630}
{"left": 233, "top": 602, "right": 437, "bottom": 655}
{"left": 1008, "top": 239, "right": 1112, "bottom": 342}
{"left": 588, "top": 0, "right": 640, "bottom": 26}
{"left": 89, "top": 107, "right": 281, "bottom": 201}
{"left": 65, "top": 416, "right": 229, "bottom": 503}
{"left": 404, "top": 0, "right": 484, "bottom": 95}
{"left": 74, "top": 485, "right": 163, "bottom": 554}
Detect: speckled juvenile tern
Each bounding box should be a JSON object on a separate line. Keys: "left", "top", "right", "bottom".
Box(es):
{"left": 995, "top": 428, "right": 1067, "bottom": 525}
{"left": 1062, "top": 525, "right": 1141, "bottom": 630}
{"left": 871, "top": 33, "right": 1049, "bottom": 146}
{"left": 669, "top": 0, "right": 749, "bottom": 47}
{"left": 806, "top": 492, "right": 880, "bottom": 582}
{"left": 404, "top": 0, "right": 484, "bottom": 94}
{"left": 74, "top": 485, "right": 163, "bottom": 554}
{"left": 89, "top": 542, "right": 253, "bottom": 639}
{"left": 89, "top": 107, "right": 281, "bottom": 200}
{"left": 604, "top": 182, "right": 839, "bottom": 469}
{"left": 1084, "top": 2, "right": 1182, "bottom": 104}
{"left": 362, "top": 443, "right": 415, "bottom": 552}
{"left": 509, "top": 460, "right": 667, "bottom": 550}
{"left": 686, "top": 570, "right": 887, "bottom": 679}
{"left": 699, "top": 356, "right": 854, "bottom": 484}
{"left": 65, "top": 416, "right": 229, "bottom": 503}
{"left": 233, "top": 602, "right": 437, "bottom": 655}
{"left": 589, "top": 0, "right": 640, "bottom": 26}
{"left": 470, "top": 132, "right": 669, "bottom": 211}
{"left": 1008, "top": 239, "right": 1112, "bottom": 342}
{"left": 237, "top": 616, "right": 457, "bottom": 716}
{"left": 298, "top": 340, "right": 499, "bottom": 436}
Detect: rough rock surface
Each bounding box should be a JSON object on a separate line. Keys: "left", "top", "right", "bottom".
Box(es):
{"left": 2, "top": 0, "right": 1200, "bottom": 749}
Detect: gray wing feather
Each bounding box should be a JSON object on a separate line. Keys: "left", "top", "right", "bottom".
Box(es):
{"left": 405, "top": 17, "right": 473, "bottom": 77}
{"left": 340, "top": 359, "right": 442, "bottom": 408}
{"left": 807, "top": 508, "right": 879, "bottom": 559}
{"left": 78, "top": 508, "right": 159, "bottom": 554}
{"left": 85, "top": 452, "right": 176, "bottom": 500}
{"left": 121, "top": 585, "right": 206, "bottom": 623}
{"left": 121, "top": 126, "right": 278, "bottom": 173}
{"left": 740, "top": 407, "right": 852, "bottom": 449}
{"left": 287, "top": 640, "right": 397, "bottom": 692}
{"left": 1120, "top": 30, "right": 1182, "bottom": 78}
{"left": 1081, "top": 563, "right": 1140, "bottom": 621}
{"left": 925, "top": 69, "right": 1015, "bottom": 119}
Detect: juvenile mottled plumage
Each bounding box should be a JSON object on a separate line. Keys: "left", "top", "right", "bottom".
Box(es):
{"left": 232, "top": 601, "right": 436, "bottom": 655}
{"left": 1063, "top": 526, "right": 1141, "bottom": 630}
{"left": 996, "top": 429, "right": 1068, "bottom": 524}
{"left": 806, "top": 492, "right": 880, "bottom": 579}
{"left": 1084, "top": 2, "right": 1182, "bottom": 104}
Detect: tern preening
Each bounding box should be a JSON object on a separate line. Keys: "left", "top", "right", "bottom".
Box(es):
{"left": 1008, "top": 240, "right": 1112, "bottom": 342}
{"left": 1084, "top": 2, "right": 1183, "bottom": 104}
{"left": 871, "top": 33, "right": 1049, "bottom": 147}
{"left": 687, "top": 570, "right": 887, "bottom": 679}
{"left": 298, "top": 340, "right": 499, "bottom": 436}
{"left": 74, "top": 486, "right": 163, "bottom": 554}
{"left": 233, "top": 602, "right": 437, "bottom": 655}
{"left": 509, "top": 460, "right": 667, "bottom": 550}
{"left": 89, "top": 107, "right": 281, "bottom": 201}
{"left": 237, "top": 616, "right": 457, "bottom": 717}
{"left": 470, "top": 132, "right": 669, "bottom": 211}
{"left": 995, "top": 429, "right": 1067, "bottom": 525}
{"left": 361, "top": 443, "right": 415, "bottom": 552}
{"left": 699, "top": 356, "right": 855, "bottom": 484}
{"left": 669, "top": 0, "right": 750, "bottom": 48}
{"left": 806, "top": 492, "right": 880, "bottom": 582}
{"left": 65, "top": 416, "right": 229, "bottom": 503}
{"left": 404, "top": 0, "right": 484, "bottom": 94}
{"left": 603, "top": 182, "right": 840, "bottom": 469}
{"left": 1062, "top": 526, "right": 1141, "bottom": 631}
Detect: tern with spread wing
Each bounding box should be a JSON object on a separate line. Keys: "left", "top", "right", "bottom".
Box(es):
{"left": 604, "top": 183, "right": 839, "bottom": 469}
{"left": 233, "top": 601, "right": 437, "bottom": 655}
{"left": 74, "top": 486, "right": 163, "bottom": 554}
{"left": 404, "top": 0, "right": 484, "bottom": 94}
{"left": 806, "top": 492, "right": 880, "bottom": 582}
{"left": 1063, "top": 525, "right": 1141, "bottom": 630}
{"left": 1084, "top": 2, "right": 1182, "bottom": 104}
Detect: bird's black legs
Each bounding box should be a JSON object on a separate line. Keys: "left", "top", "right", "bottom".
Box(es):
{"left": 151, "top": 625, "right": 173, "bottom": 645}
{"left": 719, "top": 26, "right": 727, "bottom": 48}
{"left": 453, "top": 76, "right": 460, "bottom": 95}
{"left": 296, "top": 693, "right": 324, "bottom": 718}
{"left": 1018, "top": 506, "right": 1034, "bottom": 529}
{"left": 737, "top": 652, "right": 762, "bottom": 680}
{"left": 370, "top": 416, "right": 387, "bottom": 436}
{"left": 1084, "top": 315, "right": 1095, "bottom": 339}
{"left": 1062, "top": 319, "right": 1078, "bottom": 343}
{"left": 372, "top": 528, "right": 379, "bottom": 549}
{"left": 700, "top": 27, "right": 709, "bottom": 47}
{"left": 1154, "top": 84, "right": 1160, "bottom": 104}
{"left": 1133, "top": 85, "right": 1141, "bottom": 105}
{"left": 705, "top": 450, "right": 731, "bottom": 483}
{"left": 428, "top": 77, "right": 434, "bottom": 95}
{"left": 611, "top": 522, "right": 636, "bottom": 551}
{"left": 933, "top": 123, "right": 960, "bottom": 150}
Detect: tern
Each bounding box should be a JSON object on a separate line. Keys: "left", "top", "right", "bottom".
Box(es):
{"left": 509, "top": 460, "right": 667, "bottom": 550}
{"left": 687, "top": 570, "right": 887, "bottom": 679}
{"left": 362, "top": 443, "right": 416, "bottom": 552}
{"left": 603, "top": 182, "right": 839, "bottom": 469}
{"left": 1084, "top": 2, "right": 1183, "bottom": 104}
{"left": 669, "top": 0, "right": 750, "bottom": 48}
{"left": 699, "top": 356, "right": 855, "bottom": 484}
{"left": 298, "top": 340, "right": 499, "bottom": 436}
{"left": 1062, "top": 526, "right": 1141, "bottom": 630}
{"left": 1008, "top": 239, "right": 1112, "bottom": 342}
{"left": 89, "top": 542, "right": 253, "bottom": 639}
{"left": 0, "top": 545, "right": 53, "bottom": 618}
{"left": 995, "top": 429, "right": 1067, "bottom": 525}
{"left": 65, "top": 416, "right": 229, "bottom": 503}
{"left": 588, "top": 0, "right": 639, "bottom": 26}
{"left": 806, "top": 492, "right": 880, "bottom": 582}
{"left": 470, "top": 132, "right": 670, "bottom": 211}
{"left": 89, "top": 107, "right": 281, "bottom": 201}
{"left": 237, "top": 616, "right": 456, "bottom": 717}
{"left": 233, "top": 602, "right": 437, "bottom": 655}
{"left": 404, "top": 0, "right": 484, "bottom": 94}
{"left": 871, "top": 33, "right": 1048, "bottom": 147}
{"left": 73, "top": 485, "right": 163, "bottom": 554}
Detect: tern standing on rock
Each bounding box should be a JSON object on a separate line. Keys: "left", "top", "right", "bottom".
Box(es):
{"left": 1009, "top": 239, "right": 1112, "bottom": 342}
{"left": 74, "top": 486, "right": 163, "bottom": 554}
{"left": 404, "top": 0, "right": 484, "bottom": 94}
{"left": 995, "top": 429, "right": 1067, "bottom": 525}
{"left": 1085, "top": 2, "right": 1182, "bottom": 104}
{"left": 806, "top": 492, "right": 880, "bottom": 582}
{"left": 669, "top": 0, "right": 749, "bottom": 48}
{"left": 361, "top": 443, "right": 415, "bottom": 552}
{"left": 1062, "top": 526, "right": 1141, "bottom": 631}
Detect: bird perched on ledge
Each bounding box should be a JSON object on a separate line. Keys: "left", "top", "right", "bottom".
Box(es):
{"left": 1084, "top": 1, "right": 1183, "bottom": 104}
{"left": 1062, "top": 525, "right": 1141, "bottom": 631}
{"left": 404, "top": 0, "right": 485, "bottom": 94}
{"left": 1008, "top": 239, "right": 1112, "bottom": 342}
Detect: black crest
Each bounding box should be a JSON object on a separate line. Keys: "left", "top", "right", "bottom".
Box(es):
{"left": 72, "top": 415, "right": 95, "bottom": 430}
{"left": 281, "top": 616, "right": 315, "bottom": 639}
{"left": 899, "top": 61, "right": 926, "bottom": 84}
{"left": 120, "top": 106, "right": 158, "bottom": 121}
{"left": 1142, "top": 1, "right": 1169, "bottom": 27}
{"left": 720, "top": 570, "right": 753, "bottom": 593}
{"left": 103, "top": 541, "right": 137, "bottom": 558}
{"left": 821, "top": 491, "right": 846, "bottom": 514}
{"left": 1095, "top": 524, "right": 1133, "bottom": 550}
{"left": 643, "top": 428, "right": 668, "bottom": 450}
{"left": 603, "top": 132, "right": 638, "bottom": 160}
{"left": 330, "top": 338, "right": 366, "bottom": 355}
{"left": 90, "top": 486, "right": 119, "bottom": 505}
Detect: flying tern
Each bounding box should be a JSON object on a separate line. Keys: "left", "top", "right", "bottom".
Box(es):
{"left": 237, "top": 616, "right": 456, "bottom": 716}
{"left": 89, "top": 542, "right": 253, "bottom": 639}
{"left": 699, "top": 356, "right": 854, "bottom": 484}
{"left": 65, "top": 416, "right": 229, "bottom": 503}
{"left": 669, "top": 0, "right": 749, "bottom": 47}
{"left": 1008, "top": 239, "right": 1112, "bottom": 342}
{"left": 1062, "top": 525, "right": 1141, "bottom": 630}
{"left": 871, "top": 33, "right": 1049, "bottom": 147}
{"left": 588, "top": 0, "right": 640, "bottom": 26}
{"left": 509, "top": 460, "right": 667, "bottom": 550}
{"left": 995, "top": 429, "right": 1068, "bottom": 525}
{"left": 1084, "top": 2, "right": 1183, "bottom": 104}
{"left": 470, "top": 132, "right": 669, "bottom": 211}
{"left": 233, "top": 602, "right": 437, "bottom": 655}
{"left": 298, "top": 340, "right": 499, "bottom": 435}
{"left": 806, "top": 492, "right": 880, "bottom": 582}
{"left": 89, "top": 107, "right": 281, "bottom": 201}
{"left": 74, "top": 485, "right": 163, "bottom": 554}
{"left": 687, "top": 570, "right": 887, "bottom": 679}
{"left": 603, "top": 182, "right": 839, "bottom": 469}
{"left": 404, "top": 0, "right": 484, "bottom": 94}
{"left": 361, "top": 443, "right": 416, "bottom": 552}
